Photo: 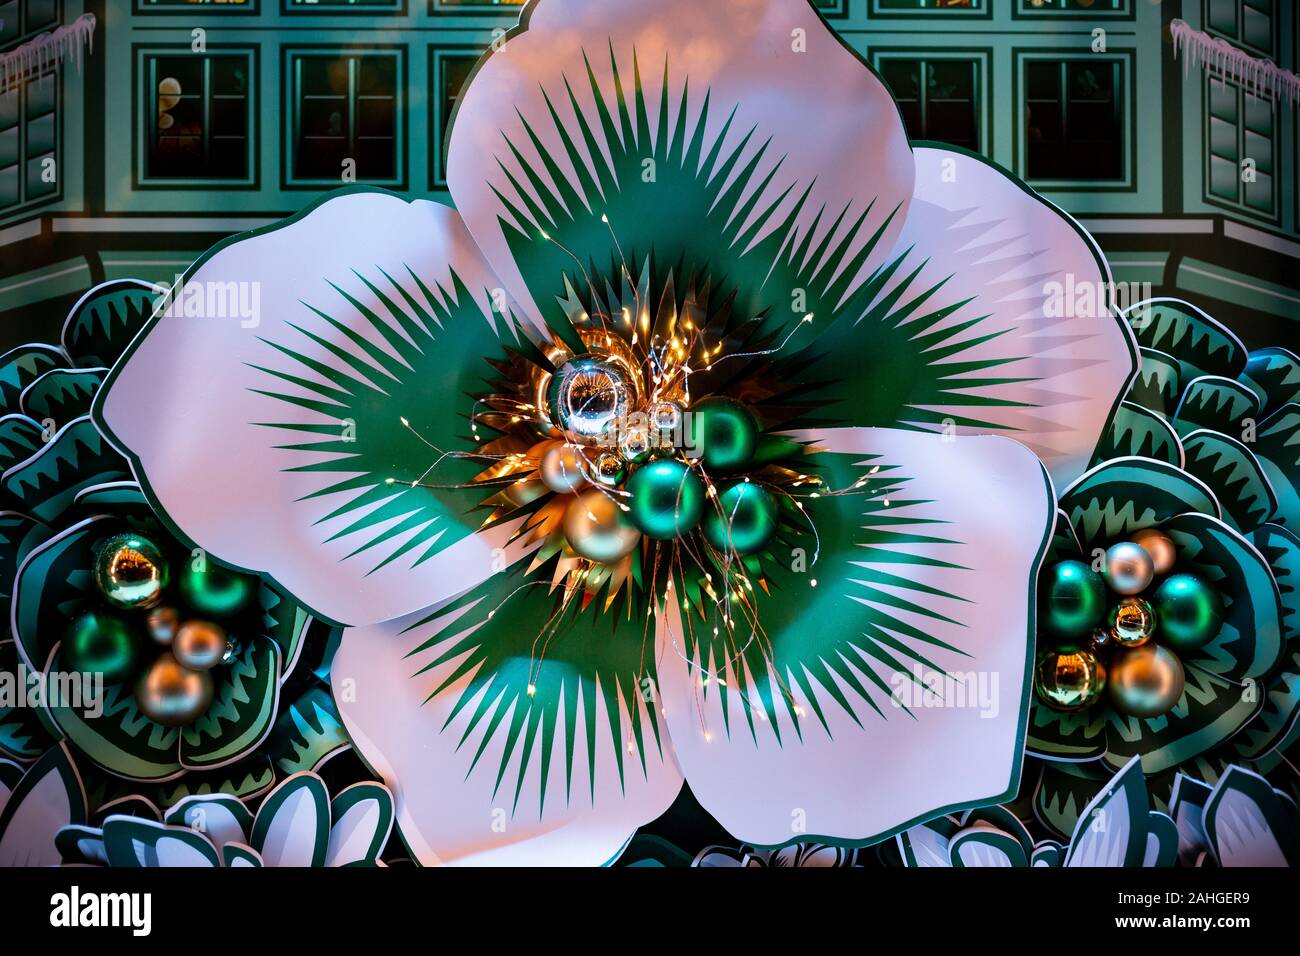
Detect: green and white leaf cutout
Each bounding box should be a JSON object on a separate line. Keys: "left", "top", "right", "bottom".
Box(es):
{"left": 0, "top": 759, "right": 22, "bottom": 817}
{"left": 1253, "top": 404, "right": 1300, "bottom": 529}
{"left": 1093, "top": 401, "right": 1183, "bottom": 468}
{"left": 61, "top": 279, "right": 166, "bottom": 370}
{"left": 1144, "top": 811, "right": 1179, "bottom": 867}
{"left": 1236, "top": 524, "right": 1300, "bottom": 760}
{"left": 251, "top": 771, "right": 330, "bottom": 867}
{"left": 223, "top": 842, "right": 263, "bottom": 867}
{"left": 326, "top": 782, "right": 394, "bottom": 867}
{"left": 1179, "top": 429, "right": 1276, "bottom": 533}
{"left": 1242, "top": 347, "right": 1300, "bottom": 415}
{"left": 1172, "top": 375, "right": 1259, "bottom": 438}
{"left": 96, "top": 193, "right": 532, "bottom": 629}
{"left": 1064, "top": 755, "right": 1149, "bottom": 867}
{"left": 447, "top": 0, "right": 1134, "bottom": 487}
{"left": 2, "top": 417, "right": 130, "bottom": 524}
{"left": 267, "top": 683, "right": 350, "bottom": 776}
{"left": 1030, "top": 842, "right": 1064, "bottom": 867}
{"left": 1126, "top": 298, "right": 1246, "bottom": 382}
{"left": 164, "top": 793, "right": 255, "bottom": 855}
{"left": 0, "top": 743, "right": 87, "bottom": 867}
{"left": 949, "top": 825, "right": 1027, "bottom": 867}
{"left": 101, "top": 817, "right": 221, "bottom": 868}
{"left": 0, "top": 414, "right": 44, "bottom": 471}
{"left": 1202, "top": 766, "right": 1300, "bottom": 866}
{"left": 896, "top": 816, "right": 962, "bottom": 867}
{"left": 1128, "top": 347, "right": 1182, "bottom": 416}
{"left": 1168, "top": 773, "right": 1214, "bottom": 866}
{"left": 1059, "top": 456, "right": 1219, "bottom": 550}
{"left": 1032, "top": 760, "right": 1112, "bottom": 838}
{"left": 19, "top": 367, "right": 106, "bottom": 428}
{"left": 0, "top": 640, "right": 53, "bottom": 760}
{"left": 0, "top": 343, "right": 65, "bottom": 411}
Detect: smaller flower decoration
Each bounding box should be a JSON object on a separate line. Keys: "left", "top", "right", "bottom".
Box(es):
{"left": 50, "top": 770, "right": 393, "bottom": 867}
{"left": 693, "top": 842, "right": 857, "bottom": 868}
{"left": 1036, "top": 530, "right": 1224, "bottom": 721}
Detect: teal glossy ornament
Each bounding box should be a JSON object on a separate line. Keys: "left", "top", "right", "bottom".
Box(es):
{"left": 1108, "top": 597, "right": 1157, "bottom": 648}
{"left": 179, "top": 562, "right": 255, "bottom": 617}
{"left": 626, "top": 459, "right": 704, "bottom": 539}
{"left": 693, "top": 397, "right": 758, "bottom": 471}
{"left": 1040, "top": 560, "right": 1106, "bottom": 639}
{"left": 702, "top": 482, "right": 779, "bottom": 556}
{"left": 1154, "top": 574, "right": 1223, "bottom": 652}
{"left": 64, "top": 611, "right": 139, "bottom": 682}
{"left": 93, "top": 533, "right": 168, "bottom": 610}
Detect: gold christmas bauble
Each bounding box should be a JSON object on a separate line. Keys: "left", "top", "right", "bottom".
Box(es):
{"left": 539, "top": 443, "right": 588, "bottom": 495}
{"left": 562, "top": 489, "right": 642, "bottom": 564}
{"left": 135, "top": 653, "right": 213, "bottom": 726}
{"left": 1107, "top": 644, "right": 1185, "bottom": 718}
{"left": 1132, "top": 527, "right": 1177, "bottom": 576}
{"left": 1035, "top": 648, "right": 1106, "bottom": 712}
{"left": 146, "top": 606, "right": 181, "bottom": 645}
{"left": 1109, "top": 597, "right": 1156, "bottom": 648}
{"left": 93, "top": 533, "right": 168, "bottom": 610}
{"left": 173, "top": 620, "right": 228, "bottom": 671}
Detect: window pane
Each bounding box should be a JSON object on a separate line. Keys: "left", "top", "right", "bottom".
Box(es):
{"left": 292, "top": 53, "right": 399, "bottom": 184}
{"left": 1026, "top": 59, "right": 1123, "bottom": 181}
{"left": 148, "top": 54, "right": 250, "bottom": 180}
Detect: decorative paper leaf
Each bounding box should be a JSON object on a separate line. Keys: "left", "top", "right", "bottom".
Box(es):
{"left": 1242, "top": 347, "right": 1300, "bottom": 416}
{"left": 325, "top": 781, "right": 394, "bottom": 867}
{"left": 1093, "top": 401, "right": 1183, "bottom": 467}
{"left": 1180, "top": 429, "right": 1277, "bottom": 532}
{"left": 163, "top": 793, "right": 254, "bottom": 854}
{"left": 223, "top": 842, "right": 263, "bottom": 867}
{"left": 1126, "top": 298, "right": 1246, "bottom": 381}
{"left": 1253, "top": 404, "right": 1300, "bottom": 529}
{"left": 1127, "top": 347, "right": 1181, "bottom": 416}
{"left": 1059, "top": 456, "right": 1219, "bottom": 551}
{"left": 0, "top": 743, "right": 87, "bottom": 867}
{"left": 1031, "top": 759, "right": 1111, "bottom": 838}
{"left": 1, "top": 417, "right": 130, "bottom": 523}
{"left": 0, "top": 344, "right": 66, "bottom": 412}
{"left": 19, "top": 367, "right": 106, "bottom": 427}
{"left": 266, "top": 683, "right": 349, "bottom": 776}
{"left": 1236, "top": 524, "right": 1300, "bottom": 760}
{"left": 61, "top": 279, "right": 165, "bottom": 370}
{"left": 251, "top": 771, "right": 331, "bottom": 867}
{"left": 1144, "top": 811, "right": 1179, "bottom": 867}
{"left": 896, "top": 816, "right": 961, "bottom": 867}
{"left": 1203, "top": 766, "right": 1300, "bottom": 866}
{"left": 1064, "top": 755, "right": 1149, "bottom": 867}
{"left": 1168, "top": 773, "right": 1213, "bottom": 867}
{"left": 1172, "top": 375, "right": 1259, "bottom": 438}
{"left": 0, "top": 640, "right": 54, "bottom": 760}
{"left": 101, "top": 816, "right": 221, "bottom": 867}
{"left": 950, "top": 826, "right": 1026, "bottom": 867}
{"left": 0, "top": 414, "right": 44, "bottom": 471}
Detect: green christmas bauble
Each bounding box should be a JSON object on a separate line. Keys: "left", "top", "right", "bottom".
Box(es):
{"left": 179, "top": 562, "right": 255, "bottom": 617}
{"left": 1154, "top": 574, "right": 1223, "bottom": 652}
{"left": 626, "top": 459, "right": 704, "bottom": 539}
{"left": 64, "top": 611, "right": 139, "bottom": 681}
{"left": 702, "top": 482, "right": 779, "bottom": 556}
{"left": 1040, "top": 560, "right": 1106, "bottom": 639}
{"left": 692, "top": 397, "right": 758, "bottom": 471}
{"left": 93, "top": 533, "right": 168, "bottom": 610}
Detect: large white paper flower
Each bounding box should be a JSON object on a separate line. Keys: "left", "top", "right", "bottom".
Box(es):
{"left": 94, "top": 0, "right": 1137, "bottom": 864}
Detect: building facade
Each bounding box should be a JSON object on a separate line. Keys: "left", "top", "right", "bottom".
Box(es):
{"left": 1, "top": 0, "right": 1296, "bottom": 351}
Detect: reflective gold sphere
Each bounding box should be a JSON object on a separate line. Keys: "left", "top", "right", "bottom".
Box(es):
{"left": 145, "top": 606, "right": 181, "bottom": 645}
{"left": 93, "top": 533, "right": 168, "bottom": 610}
{"left": 173, "top": 620, "right": 229, "bottom": 671}
{"left": 562, "top": 489, "right": 642, "bottom": 564}
{"left": 1109, "top": 597, "right": 1157, "bottom": 648}
{"left": 1108, "top": 644, "right": 1185, "bottom": 718}
{"left": 1035, "top": 648, "right": 1106, "bottom": 712}
{"left": 539, "top": 443, "right": 588, "bottom": 495}
{"left": 1132, "top": 527, "right": 1177, "bottom": 576}
{"left": 135, "top": 653, "right": 213, "bottom": 726}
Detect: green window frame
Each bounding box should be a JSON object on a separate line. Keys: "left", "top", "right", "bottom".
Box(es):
{"left": 134, "top": 0, "right": 258, "bottom": 13}
{"left": 430, "top": 0, "right": 523, "bottom": 13}
{"left": 0, "top": 0, "right": 59, "bottom": 47}
{"left": 875, "top": 55, "right": 983, "bottom": 152}
{"left": 1204, "top": 0, "right": 1274, "bottom": 58}
{"left": 0, "top": 69, "right": 60, "bottom": 215}
{"left": 1204, "top": 72, "right": 1278, "bottom": 221}
{"left": 868, "top": 0, "right": 990, "bottom": 18}
{"left": 1013, "top": 0, "right": 1132, "bottom": 17}
{"left": 430, "top": 47, "right": 480, "bottom": 189}
{"left": 283, "top": 0, "right": 404, "bottom": 12}
{"left": 1018, "top": 53, "right": 1132, "bottom": 189}
{"left": 138, "top": 49, "right": 257, "bottom": 187}
{"left": 284, "top": 47, "right": 406, "bottom": 190}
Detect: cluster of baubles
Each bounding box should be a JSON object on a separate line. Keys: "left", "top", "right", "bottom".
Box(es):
{"left": 64, "top": 531, "right": 256, "bottom": 725}
{"left": 542, "top": 353, "right": 779, "bottom": 565}
{"left": 1035, "top": 527, "right": 1224, "bottom": 718}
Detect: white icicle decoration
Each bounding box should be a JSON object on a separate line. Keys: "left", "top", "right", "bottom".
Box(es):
{"left": 1171, "top": 18, "right": 1300, "bottom": 107}
{"left": 0, "top": 13, "right": 97, "bottom": 94}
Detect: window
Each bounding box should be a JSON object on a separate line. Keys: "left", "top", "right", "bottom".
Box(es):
{"left": 1205, "top": 74, "right": 1277, "bottom": 219}
{"left": 285, "top": 0, "right": 401, "bottom": 10}
{"left": 431, "top": 49, "right": 478, "bottom": 188}
{"left": 0, "top": 70, "right": 59, "bottom": 213}
{"left": 136, "top": 0, "right": 254, "bottom": 10}
{"left": 1205, "top": 0, "right": 1274, "bottom": 57}
{"left": 871, "top": 1, "right": 984, "bottom": 11}
{"left": 432, "top": 0, "right": 522, "bottom": 10}
{"left": 1017, "top": 0, "right": 1125, "bottom": 11}
{"left": 287, "top": 50, "right": 403, "bottom": 187}
{"left": 878, "top": 58, "right": 980, "bottom": 151}
{"left": 0, "top": 0, "right": 58, "bottom": 47}
{"left": 144, "top": 52, "right": 254, "bottom": 183}
{"left": 1025, "top": 59, "right": 1124, "bottom": 181}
